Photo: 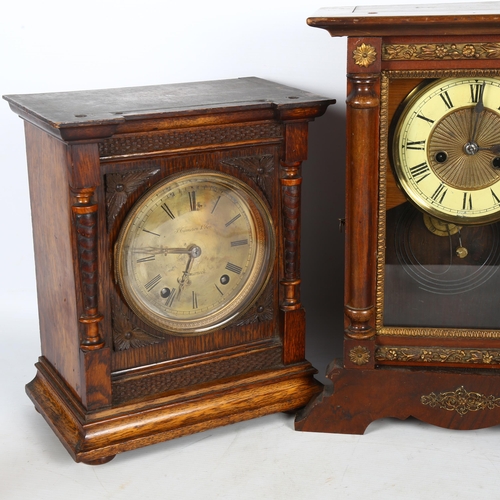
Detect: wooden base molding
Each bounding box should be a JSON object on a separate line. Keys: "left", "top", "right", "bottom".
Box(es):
{"left": 27, "top": 357, "right": 320, "bottom": 464}
{"left": 295, "top": 359, "right": 500, "bottom": 434}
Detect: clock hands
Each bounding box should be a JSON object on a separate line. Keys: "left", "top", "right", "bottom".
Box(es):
{"left": 176, "top": 245, "right": 202, "bottom": 298}
{"left": 461, "top": 82, "right": 500, "bottom": 169}
{"left": 133, "top": 246, "right": 195, "bottom": 256}
{"left": 134, "top": 244, "right": 202, "bottom": 303}
{"left": 478, "top": 144, "right": 500, "bottom": 155}
{"left": 468, "top": 81, "right": 486, "bottom": 152}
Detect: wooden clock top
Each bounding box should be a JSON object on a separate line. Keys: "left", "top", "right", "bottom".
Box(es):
{"left": 3, "top": 77, "right": 334, "bottom": 141}
{"left": 308, "top": 2, "right": 500, "bottom": 36}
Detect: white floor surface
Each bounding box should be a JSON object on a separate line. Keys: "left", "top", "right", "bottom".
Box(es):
{"left": 2, "top": 297, "right": 500, "bottom": 499}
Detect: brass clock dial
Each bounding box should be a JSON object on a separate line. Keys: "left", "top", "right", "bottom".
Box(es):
{"left": 392, "top": 77, "right": 500, "bottom": 225}
{"left": 115, "top": 171, "right": 275, "bottom": 336}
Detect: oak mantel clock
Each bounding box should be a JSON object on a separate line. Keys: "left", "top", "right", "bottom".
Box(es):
{"left": 295, "top": 3, "right": 500, "bottom": 434}
{"left": 4, "top": 77, "right": 333, "bottom": 463}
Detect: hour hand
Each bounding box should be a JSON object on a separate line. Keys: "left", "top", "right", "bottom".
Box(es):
{"left": 478, "top": 144, "right": 500, "bottom": 155}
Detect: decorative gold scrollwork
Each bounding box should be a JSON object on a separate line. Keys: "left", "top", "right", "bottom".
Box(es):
{"left": 383, "top": 42, "right": 500, "bottom": 61}
{"left": 421, "top": 386, "right": 500, "bottom": 415}
{"left": 376, "top": 346, "right": 500, "bottom": 365}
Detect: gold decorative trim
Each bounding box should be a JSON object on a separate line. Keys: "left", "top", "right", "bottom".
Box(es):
{"left": 349, "top": 346, "right": 371, "bottom": 365}
{"left": 376, "top": 69, "right": 500, "bottom": 339}
{"left": 376, "top": 346, "right": 500, "bottom": 365}
{"left": 378, "top": 327, "right": 500, "bottom": 339}
{"left": 382, "top": 68, "right": 500, "bottom": 81}
{"left": 353, "top": 43, "right": 377, "bottom": 68}
{"left": 375, "top": 73, "right": 390, "bottom": 332}
{"left": 421, "top": 386, "right": 500, "bottom": 416}
{"left": 383, "top": 42, "right": 500, "bottom": 61}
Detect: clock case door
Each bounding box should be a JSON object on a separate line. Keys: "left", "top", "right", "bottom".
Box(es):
{"left": 296, "top": 12, "right": 500, "bottom": 434}
{"left": 5, "top": 79, "right": 333, "bottom": 463}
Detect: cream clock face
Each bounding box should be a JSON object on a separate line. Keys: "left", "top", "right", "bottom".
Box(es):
{"left": 115, "top": 171, "right": 274, "bottom": 336}
{"left": 392, "top": 77, "right": 500, "bottom": 224}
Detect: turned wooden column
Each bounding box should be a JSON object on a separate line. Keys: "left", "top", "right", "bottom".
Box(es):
{"left": 343, "top": 38, "right": 381, "bottom": 341}
{"left": 72, "top": 187, "right": 105, "bottom": 350}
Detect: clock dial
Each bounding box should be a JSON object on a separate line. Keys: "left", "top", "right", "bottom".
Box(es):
{"left": 392, "top": 77, "right": 500, "bottom": 224}
{"left": 115, "top": 171, "right": 274, "bottom": 335}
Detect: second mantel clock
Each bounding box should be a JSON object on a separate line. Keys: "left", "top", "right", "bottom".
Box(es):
{"left": 296, "top": 3, "right": 500, "bottom": 434}
{"left": 4, "top": 77, "right": 334, "bottom": 463}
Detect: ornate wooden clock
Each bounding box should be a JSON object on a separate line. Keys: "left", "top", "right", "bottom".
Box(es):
{"left": 4, "top": 77, "right": 333, "bottom": 463}
{"left": 295, "top": 4, "right": 500, "bottom": 433}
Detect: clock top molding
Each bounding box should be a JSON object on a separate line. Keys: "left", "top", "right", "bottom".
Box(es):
{"left": 4, "top": 77, "right": 331, "bottom": 142}
{"left": 308, "top": 2, "right": 500, "bottom": 36}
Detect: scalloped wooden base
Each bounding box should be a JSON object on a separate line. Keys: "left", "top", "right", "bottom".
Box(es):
{"left": 295, "top": 359, "right": 500, "bottom": 434}
{"left": 27, "top": 357, "right": 321, "bottom": 464}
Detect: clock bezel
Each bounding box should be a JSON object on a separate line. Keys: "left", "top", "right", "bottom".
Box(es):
{"left": 114, "top": 169, "right": 276, "bottom": 337}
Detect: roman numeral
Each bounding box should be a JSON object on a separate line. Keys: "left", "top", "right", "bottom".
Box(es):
{"left": 462, "top": 192, "right": 473, "bottom": 210}
{"left": 225, "top": 213, "right": 241, "bottom": 227}
{"left": 189, "top": 191, "right": 197, "bottom": 211}
{"left": 406, "top": 140, "right": 426, "bottom": 151}
{"left": 161, "top": 203, "right": 175, "bottom": 219}
{"left": 231, "top": 239, "right": 248, "bottom": 247}
{"left": 417, "top": 113, "right": 435, "bottom": 125}
{"left": 439, "top": 91, "right": 454, "bottom": 109}
{"left": 409, "top": 162, "right": 431, "bottom": 183}
{"left": 137, "top": 255, "right": 156, "bottom": 263}
{"left": 470, "top": 82, "right": 485, "bottom": 103}
{"left": 225, "top": 262, "right": 242, "bottom": 274}
{"left": 431, "top": 183, "right": 448, "bottom": 204}
{"left": 145, "top": 274, "right": 162, "bottom": 292}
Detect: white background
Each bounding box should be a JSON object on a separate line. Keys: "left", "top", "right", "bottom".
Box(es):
{"left": 3, "top": 1, "right": 500, "bottom": 499}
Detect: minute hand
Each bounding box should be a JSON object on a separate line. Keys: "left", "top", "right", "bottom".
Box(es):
{"left": 133, "top": 246, "right": 192, "bottom": 255}
{"left": 470, "top": 82, "right": 486, "bottom": 144}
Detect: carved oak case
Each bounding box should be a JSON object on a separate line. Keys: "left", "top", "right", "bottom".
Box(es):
{"left": 4, "top": 78, "right": 333, "bottom": 463}
{"left": 295, "top": 4, "right": 500, "bottom": 434}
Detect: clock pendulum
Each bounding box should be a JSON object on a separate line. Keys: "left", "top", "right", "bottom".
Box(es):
{"left": 4, "top": 78, "right": 334, "bottom": 463}
{"left": 295, "top": 4, "right": 500, "bottom": 434}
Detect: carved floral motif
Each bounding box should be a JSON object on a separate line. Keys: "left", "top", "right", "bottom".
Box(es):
{"left": 234, "top": 283, "right": 274, "bottom": 326}
{"left": 221, "top": 154, "right": 275, "bottom": 205}
{"left": 112, "top": 300, "right": 163, "bottom": 350}
{"left": 105, "top": 169, "right": 160, "bottom": 227}
{"left": 353, "top": 43, "right": 377, "bottom": 67}
{"left": 349, "top": 346, "right": 371, "bottom": 366}
{"left": 421, "top": 386, "right": 500, "bottom": 415}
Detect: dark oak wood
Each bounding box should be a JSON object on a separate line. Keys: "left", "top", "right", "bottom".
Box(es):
{"left": 5, "top": 77, "right": 334, "bottom": 463}
{"left": 296, "top": 4, "right": 500, "bottom": 435}
{"left": 308, "top": 4, "right": 500, "bottom": 37}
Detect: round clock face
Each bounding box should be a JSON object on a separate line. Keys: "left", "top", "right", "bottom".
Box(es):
{"left": 115, "top": 171, "right": 275, "bottom": 336}
{"left": 392, "top": 76, "right": 500, "bottom": 225}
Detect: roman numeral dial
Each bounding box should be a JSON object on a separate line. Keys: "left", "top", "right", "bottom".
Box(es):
{"left": 393, "top": 76, "right": 500, "bottom": 225}
{"left": 115, "top": 171, "right": 275, "bottom": 335}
